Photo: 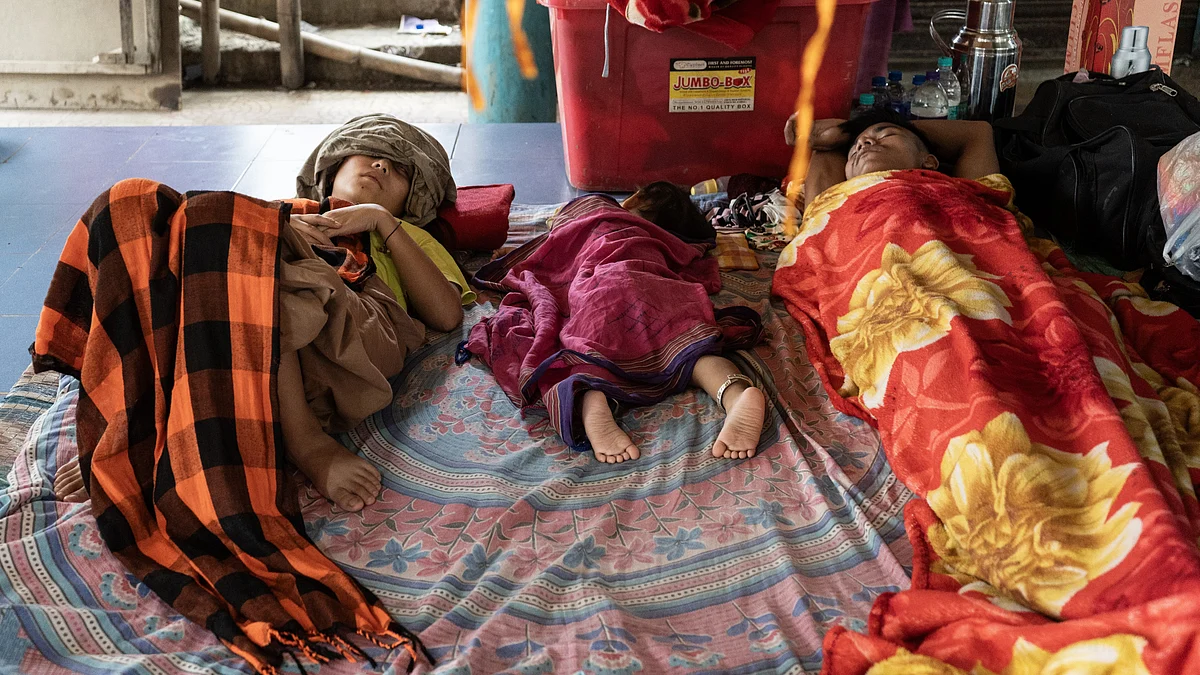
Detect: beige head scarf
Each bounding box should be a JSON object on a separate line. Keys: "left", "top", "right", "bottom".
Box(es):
{"left": 296, "top": 114, "right": 456, "bottom": 227}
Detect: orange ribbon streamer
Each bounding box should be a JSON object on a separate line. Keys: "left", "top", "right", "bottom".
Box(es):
{"left": 783, "top": 0, "right": 837, "bottom": 238}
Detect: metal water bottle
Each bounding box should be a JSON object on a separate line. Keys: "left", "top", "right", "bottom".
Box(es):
{"left": 930, "top": 0, "right": 1023, "bottom": 121}
{"left": 1110, "top": 26, "right": 1152, "bottom": 78}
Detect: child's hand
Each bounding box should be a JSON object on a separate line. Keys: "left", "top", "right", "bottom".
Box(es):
{"left": 289, "top": 215, "right": 334, "bottom": 247}
{"left": 313, "top": 204, "right": 394, "bottom": 237}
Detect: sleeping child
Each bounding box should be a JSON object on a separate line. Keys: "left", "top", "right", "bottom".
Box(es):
{"left": 34, "top": 113, "right": 465, "bottom": 674}
{"left": 51, "top": 114, "right": 474, "bottom": 513}
{"left": 463, "top": 182, "right": 766, "bottom": 463}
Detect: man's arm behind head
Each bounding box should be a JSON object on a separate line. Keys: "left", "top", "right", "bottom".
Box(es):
{"left": 907, "top": 119, "right": 1001, "bottom": 180}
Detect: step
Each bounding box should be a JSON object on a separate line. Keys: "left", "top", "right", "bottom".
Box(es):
{"left": 179, "top": 16, "right": 462, "bottom": 90}
{"left": 219, "top": 0, "right": 459, "bottom": 25}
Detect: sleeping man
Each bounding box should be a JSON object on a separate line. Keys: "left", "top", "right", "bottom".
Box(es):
{"left": 773, "top": 110, "right": 1200, "bottom": 673}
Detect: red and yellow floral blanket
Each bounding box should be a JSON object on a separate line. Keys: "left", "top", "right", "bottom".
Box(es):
{"left": 772, "top": 169, "right": 1200, "bottom": 674}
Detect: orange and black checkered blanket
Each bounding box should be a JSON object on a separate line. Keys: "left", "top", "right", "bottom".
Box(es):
{"left": 31, "top": 179, "right": 428, "bottom": 675}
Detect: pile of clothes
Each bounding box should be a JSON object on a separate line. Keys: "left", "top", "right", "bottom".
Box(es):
{"left": 690, "top": 173, "right": 792, "bottom": 270}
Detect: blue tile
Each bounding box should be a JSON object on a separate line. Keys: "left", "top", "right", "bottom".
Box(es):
{"left": 419, "top": 123, "right": 461, "bottom": 158}
{"left": 130, "top": 126, "right": 275, "bottom": 163}
{"left": 0, "top": 203, "right": 89, "bottom": 254}
{"left": 258, "top": 123, "right": 460, "bottom": 165}
{"left": 0, "top": 128, "right": 33, "bottom": 145}
{"left": 0, "top": 249, "right": 61, "bottom": 316}
{"left": 0, "top": 316, "right": 39, "bottom": 388}
{"left": 452, "top": 157, "right": 573, "bottom": 205}
{"left": 0, "top": 155, "right": 122, "bottom": 205}
{"left": 452, "top": 123, "right": 563, "bottom": 163}
{"left": 111, "top": 160, "right": 252, "bottom": 192}
{"left": 234, "top": 160, "right": 303, "bottom": 201}
{"left": 42, "top": 219, "right": 82, "bottom": 256}
{"left": 257, "top": 125, "right": 339, "bottom": 162}
{"left": 0, "top": 254, "right": 32, "bottom": 288}
{"left": 0, "top": 132, "right": 31, "bottom": 163}
{"left": 4, "top": 127, "right": 151, "bottom": 166}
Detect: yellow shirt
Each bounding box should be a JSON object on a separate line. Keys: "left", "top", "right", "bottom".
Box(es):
{"left": 369, "top": 221, "right": 476, "bottom": 314}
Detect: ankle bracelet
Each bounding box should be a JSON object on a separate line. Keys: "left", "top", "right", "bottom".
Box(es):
{"left": 716, "top": 374, "right": 754, "bottom": 413}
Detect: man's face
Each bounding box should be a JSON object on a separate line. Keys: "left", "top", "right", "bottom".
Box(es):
{"left": 845, "top": 123, "right": 936, "bottom": 179}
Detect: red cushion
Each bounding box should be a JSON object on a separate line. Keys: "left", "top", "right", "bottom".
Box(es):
{"left": 433, "top": 184, "right": 514, "bottom": 251}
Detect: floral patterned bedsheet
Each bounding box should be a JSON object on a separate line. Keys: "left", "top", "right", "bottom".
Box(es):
{"left": 0, "top": 244, "right": 913, "bottom": 674}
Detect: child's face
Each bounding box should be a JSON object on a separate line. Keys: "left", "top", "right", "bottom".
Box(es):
{"left": 330, "top": 155, "right": 411, "bottom": 216}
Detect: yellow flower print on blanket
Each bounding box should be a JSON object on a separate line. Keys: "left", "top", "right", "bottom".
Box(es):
{"left": 776, "top": 172, "right": 886, "bottom": 269}
{"left": 1096, "top": 358, "right": 1198, "bottom": 502}
{"left": 926, "top": 413, "right": 1141, "bottom": 617}
{"left": 829, "top": 240, "right": 1012, "bottom": 409}
{"left": 866, "top": 635, "right": 1151, "bottom": 675}
{"left": 1131, "top": 362, "right": 1200, "bottom": 476}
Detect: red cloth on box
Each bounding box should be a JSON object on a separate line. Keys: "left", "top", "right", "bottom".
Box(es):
{"left": 430, "top": 184, "right": 514, "bottom": 251}
{"left": 610, "top": 0, "right": 781, "bottom": 50}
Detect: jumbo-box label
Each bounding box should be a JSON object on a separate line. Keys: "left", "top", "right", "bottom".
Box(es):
{"left": 669, "top": 58, "right": 756, "bottom": 113}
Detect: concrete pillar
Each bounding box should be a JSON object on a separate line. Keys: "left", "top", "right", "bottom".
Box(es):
{"left": 277, "top": 0, "right": 304, "bottom": 89}
{"left": 201, "top": 0, "right": 220, "bottom": 84}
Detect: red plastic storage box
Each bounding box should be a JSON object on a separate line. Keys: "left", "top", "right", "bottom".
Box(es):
{"left": 542, "top": 0, "right": 878, "bottom": 191}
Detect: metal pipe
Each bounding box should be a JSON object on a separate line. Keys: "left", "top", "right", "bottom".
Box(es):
{"left": 277, "top": 0, "right": 304, "bottom": 89}
{"left": 179, "top": 0, "right": 463, "bottom": 87}
{"left": 200, "top": 0, "right": 221, "bottom": 84}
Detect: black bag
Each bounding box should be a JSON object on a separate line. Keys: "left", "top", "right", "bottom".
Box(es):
{"left": 994, "top": 67, "right": 1200, "bottom": 270}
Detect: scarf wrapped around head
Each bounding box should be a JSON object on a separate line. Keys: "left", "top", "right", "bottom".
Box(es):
{"left": 296, "top": 114, "right": 456, "bottom": 227}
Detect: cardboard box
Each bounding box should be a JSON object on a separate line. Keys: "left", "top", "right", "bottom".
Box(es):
{"left": 1065, "top": 0, "right": 1182, "bottom": 75}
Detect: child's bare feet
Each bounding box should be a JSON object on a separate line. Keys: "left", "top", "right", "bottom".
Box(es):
{"left": 289, "top": 433, "right": 381, "bottom": 512}
{"left": 712, "top": 386, "right": 766, "bottom": 460}
{"left": 582, "top": 390, "right": 640, "bottom": 463}
{"left": 54, "top": 456, "right": 88, "bottom": 502}
{"left": 277, "top": 349, "right": 380, "bottom": 512}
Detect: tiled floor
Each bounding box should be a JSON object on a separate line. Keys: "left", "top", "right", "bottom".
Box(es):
{"left": 0, "top": 122, "right": 578, "bottom": 388}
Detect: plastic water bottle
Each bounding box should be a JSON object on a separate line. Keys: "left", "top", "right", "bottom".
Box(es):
{"left": 855, "top": 93, "right": 877, "bottom": 116}
{"left": 936, "top": 56, "right": 964, "bottom": 120}
{"left": 887, "top": 70, "right": 906, "bottom": 114}
{"left": 871, "top": 76, "right": 891, "bottom": 109}
{"left": 904, "top": 75, "right": 925, "bottom": 119}
{"left": 910, "top": 72, "right": 948, "bottom": 120}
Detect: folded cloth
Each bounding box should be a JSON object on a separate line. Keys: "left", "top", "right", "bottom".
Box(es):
{"left": 296, "top": 113, "right": 455, "bottom": 228}
{"left": 715, "top": 232, "right": 760, "bottom": 270}
{"left": 463, "top": 195, "right": 762, "bottom": 451}
{"left": 612, "top": 0, "right": 782, "bottom": 50}
{"left": 32, "top": 179, "right": 429, "bottom": 675}
{"left": 425, "top": 183, "right": 515, "bottom": 251}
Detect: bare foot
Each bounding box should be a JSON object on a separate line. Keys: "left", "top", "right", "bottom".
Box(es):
{"left": 582, "top": 390, "right": 640, "bottom": 463}
{"left": 289, "top": 433, "right": 381, "bottom": 512}
{"left": 713, "top": 386, "right": 766, "bottom": 460}
{"left": 54, "top": 456, "right": 88, "bottom": 502}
